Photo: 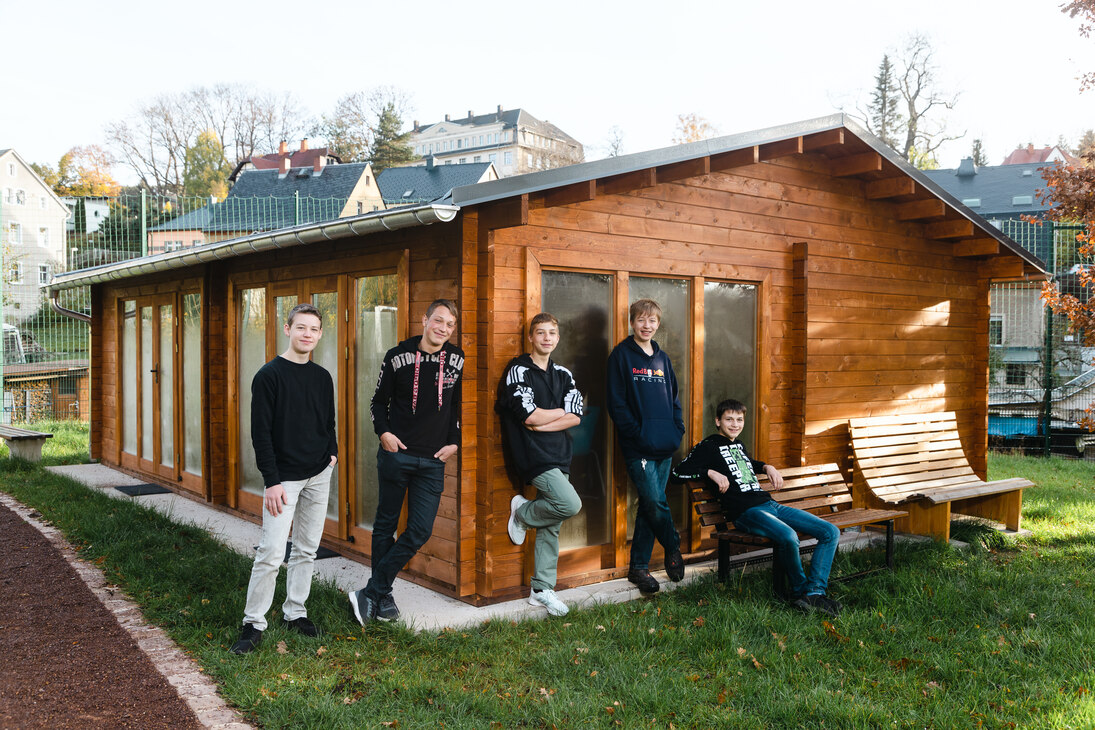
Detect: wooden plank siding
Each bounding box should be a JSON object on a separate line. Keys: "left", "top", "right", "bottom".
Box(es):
{"left": 81, "top": 126, "right": 1026, "bottom": 604}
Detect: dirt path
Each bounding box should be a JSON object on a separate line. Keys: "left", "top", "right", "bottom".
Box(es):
{"left": 0, "top": 500, "right": 203, "bottom": 729}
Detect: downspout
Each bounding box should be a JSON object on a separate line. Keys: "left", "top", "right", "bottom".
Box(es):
{"left": 50, "top": 290, "right": 91, "bottom": 323}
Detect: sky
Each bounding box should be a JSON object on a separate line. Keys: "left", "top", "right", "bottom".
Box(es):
{"left": 2, "top": 0, "right": 1094, "bottom": 181}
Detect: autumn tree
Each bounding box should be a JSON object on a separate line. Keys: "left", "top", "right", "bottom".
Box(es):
{"left": 673, "top": 113, "right": 717, "bottom": 144}
{"left": 1040, "top": 0, "right": 1095, "bottom": 429}
{"left": 183, "top": 129, "right": 230, "bottom": 199}
{"left": 367, "top": 101, "right": 416, "bottom": 172}
{"left": 33, "top": 146, "right": 120, "bottom": 197}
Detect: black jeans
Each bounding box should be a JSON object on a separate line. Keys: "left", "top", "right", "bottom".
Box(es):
{"left": 365, "top": 448, "right": 445, "bottom": 599}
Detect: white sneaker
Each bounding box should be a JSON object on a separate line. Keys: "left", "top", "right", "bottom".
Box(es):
{"left": 529, "top": 589, "right": 569, "bottom": 616}
{"left": 508, "top": 494, "right": 530, "bottom": 545}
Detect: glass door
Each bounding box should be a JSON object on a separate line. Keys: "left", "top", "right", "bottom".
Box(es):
{"left": 120, "top": 293, "right": 178, "bottom": 482}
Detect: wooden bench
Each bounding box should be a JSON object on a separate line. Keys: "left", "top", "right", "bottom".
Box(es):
{"left": 0, "top": 424, "right": 53, "bottom": 462}
{"left": 687, "top": 463, "right": 907, "bottom": 596}
{"left": 848, "top": 411, "right": 1033, "bottom": 541}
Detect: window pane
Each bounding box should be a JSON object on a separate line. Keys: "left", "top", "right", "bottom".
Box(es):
{"left": 122, "top": 301, "right": 137, "bottom": 455}
{"left": 275, "top": 295, "right": 298, "bottom": 355}
{"left": 159, "top": 304, "right": 174, "bottom": 468}
{"left": 355, "top": 274, "right": 398, "bottom": 528}
{"left": 141, "top": 307, "right": 154, "bottom": 459}
{"left": 703, "top": 282, "right": 757, "bottom": 449}
{"left": 542, "top": 270, "right": 613, "bottom": 549}
{"left": 625, "top": 277, "right": 691, "bottom": 539}
{"left": 311, "top": 291, "right": 340, "bottom": 520}
{"left": 182, "top": 294, "right": 202, "bottom": 476}
{"left": 239, "top": 288, "right": 266, "bottom": 496}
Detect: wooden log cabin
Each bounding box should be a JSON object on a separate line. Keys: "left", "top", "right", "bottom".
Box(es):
{"left": 50, "top": 115, "right": 1046, "bottom": 605}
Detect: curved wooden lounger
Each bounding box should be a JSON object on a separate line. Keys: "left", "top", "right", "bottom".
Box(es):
{"left": 848, "top": 411, "right": 1032, "bottom": 541}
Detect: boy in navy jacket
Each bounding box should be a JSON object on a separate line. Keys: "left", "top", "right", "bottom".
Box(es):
{"left": 497, "top": 313, "right": 583, "bottom": 616}
{"left": 672, "top": 399, "right": 841, "bottom": 616}
{"left": 606, "top": 298, "right": 685, "bottom": 593}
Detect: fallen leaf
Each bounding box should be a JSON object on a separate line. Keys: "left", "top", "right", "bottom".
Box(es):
{"left": 605, "top": 707, "right": 615, "bottom": 715}
{"left": 595, "top": 625, "right": 605, "bottom": 631}
{"left": 276, "top": 641, "right": 288, "bottom": 654}
{"left": 590, "top": 670, "right": 598, "bottom": 677}
{"left": 316, "top": 646, "right": 327, "bottom": 656}
{"left": 736, "top": 647, "right": 747, "bottom": 657}
{"left": 693, "top": 617, "right": 706, "bottom": 627}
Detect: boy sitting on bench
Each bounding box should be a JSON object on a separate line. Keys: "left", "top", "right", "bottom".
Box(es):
{"left": 671, "top": 399, "right": 842, "bottom": 616}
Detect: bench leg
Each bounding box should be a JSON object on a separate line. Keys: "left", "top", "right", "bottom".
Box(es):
{"left": 717, "top": 541, "right": 730, "bottom": 583}
{"left": 901, "top": 500, "right": 951, "bottom": 541}
{"left": 8, "top": 439, "right": 45, "bottom": 462}
{"left": 771, "top": 546, "right": 789, "bottom": 599}
{"left": 955, "top": 491, "right": 1024, "bottom": 533}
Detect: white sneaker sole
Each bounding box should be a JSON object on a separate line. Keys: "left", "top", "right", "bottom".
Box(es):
{"left": 528, "top": 594, "right": 569, "bottom": 617}
{"left": 508, "top": 495, "right": 528, "bottom": 545}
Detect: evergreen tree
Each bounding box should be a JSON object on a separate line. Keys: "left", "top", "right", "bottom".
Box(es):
{"left": 183, "top": 130, "right": 230, "bottom": 199}
{"left": 367, "top": 102, "right": 416, "bottom": 173}
{"left": 970, "top": 138, "right": 989, "bottom": 167}
{"left": 867, "top": 55, "right": 903, "bottom": 151}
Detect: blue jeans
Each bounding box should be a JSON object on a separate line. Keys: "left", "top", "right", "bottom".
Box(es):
{"left": 627, "top": 457, "right": 680, "bottom": 570}
{"left": 365, "top": 449, "right": 445, "bottom": 600}
{"left": 733, "top": 501, "right": 841, "bottom": 597}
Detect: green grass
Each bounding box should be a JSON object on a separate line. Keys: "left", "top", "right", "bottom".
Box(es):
{"left": 1, "top": 450, "right": 1093, "bottom": 728}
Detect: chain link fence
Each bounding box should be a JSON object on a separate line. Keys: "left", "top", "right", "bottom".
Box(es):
{"left": 990, "top": 220, "right": 1094, "bottom": 459}
{"left": 1, "top": 192, "right": 349, "bottom": 424}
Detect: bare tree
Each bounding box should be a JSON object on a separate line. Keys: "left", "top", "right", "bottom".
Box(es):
{"left": 314, "top": 86, "right": 415, "bottom": 163}
{"left": 107, "top": 85, "right": 307, "bottom": 194}
{"left": 895, "top": 34, "right": 962, "bottom": 166}
{"left": 605, "top": 126, "right": 625, "bottom": 157}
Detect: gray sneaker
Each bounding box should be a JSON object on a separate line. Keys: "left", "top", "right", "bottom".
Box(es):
{"left": 348, "top": 589, "right": 377, "bottom": 626}
{"left": 529, "top": 589, "right": 569, "bottom": 617}
{"left": 508, "top": 494, "right": 530, "bottom": 545}
{"left": 377, "top": 593, "right": 400, "bottom": 621}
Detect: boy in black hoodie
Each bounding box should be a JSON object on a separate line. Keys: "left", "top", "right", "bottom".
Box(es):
{"left": 497, "top": 313, "right": 584, "bottom": 617}
{"left": 671, "top": 399, "right": 841, "bottom": 616}
{"left": 348, "top": 299, "right": 464, "bottom": 625}
{"left": 606, "top": 298, "right": 686, "bottom": 593}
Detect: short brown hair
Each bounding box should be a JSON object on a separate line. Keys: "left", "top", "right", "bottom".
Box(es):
{"left": 528, "top": 312, "right": 559, "bottom": 337}
{"left": 629, "top": 298, "right": 662, "bottom": 322}
{"left": 287, "top": 302, "right": 322, "bottom": 327}
{"left": 426, "top": 298, "right": 458, "bottom": 321}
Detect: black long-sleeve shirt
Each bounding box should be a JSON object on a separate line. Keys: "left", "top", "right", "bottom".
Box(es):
{"left": 371, "top": 336, "right": 464, "bottom": 459}
{"left": 251, "top": 356, "right": 337, "bottom": 488}
{"left": 671, "top": 434, "right": 771, "bottom": 521}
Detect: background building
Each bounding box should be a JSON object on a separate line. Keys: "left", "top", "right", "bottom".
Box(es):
{"left": 408, "top": 106, "right": 582, "bottom": 177}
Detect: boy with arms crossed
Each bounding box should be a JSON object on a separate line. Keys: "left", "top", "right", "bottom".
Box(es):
{"left": 231, "top": 303, "right": 338, "bottom": 654}
{"left": 498, "top": 313, "right": 584, "bottom": 616}
{"left": 349, "top": 299, "right": 464, "bottom": 624}
{"left": 671, "top": 399, "right": 841, "bottom": 616}
{"left": 606, "top": 299, "right": 686, "bottom": 594}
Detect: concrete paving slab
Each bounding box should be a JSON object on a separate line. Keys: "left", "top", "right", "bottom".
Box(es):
{"left": 47, "top": 462, "right": 908, "bottom": 633}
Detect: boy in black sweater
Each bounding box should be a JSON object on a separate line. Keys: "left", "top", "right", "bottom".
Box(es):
{"left": 498, "top": 313, "right": 583, "bottom": 616}
{"left": 671, "top": 399, "right": 841, "bottom": 616}
{"left": 231, "top": 303, "right": 338, "bottom": 654}
{"left": 349, "top": 299, "right": 464, "bottom": 624}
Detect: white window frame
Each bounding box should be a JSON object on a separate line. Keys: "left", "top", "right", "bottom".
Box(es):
{"left": 8, "top": 221, "right": 22, "bottom": 244}
{"left": 9, "top": 261, "right": 23, "bottom": 284}
{"left": 38, "top": 263, "right": 52, "bottom": 285}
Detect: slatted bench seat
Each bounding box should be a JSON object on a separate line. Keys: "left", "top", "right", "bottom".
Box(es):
{"left": 0, "top": 424, "right": 53, "bottom": 462}
{"left": 687, "top": 463, "right": 907, "bottom": 596}
{"left": 848, "top": 411, "right": 1033, "bottom": 541}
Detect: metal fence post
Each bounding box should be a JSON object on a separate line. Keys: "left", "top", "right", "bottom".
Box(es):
{"left": 140, "top": 189, "right": 148, "bottom": 257}
{"left": 294, "top": 191, "right": 300, "bottom": 226}
{"left": 0, "top": 195, "right": 5, "bottom": 423}
{"left": 1042, "top": 291, "right": 1054, "bottom": 457}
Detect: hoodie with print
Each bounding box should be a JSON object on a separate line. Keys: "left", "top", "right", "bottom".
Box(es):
{"left": 371, "top": 335, "right": 464, "bottom": 459}
{"left": 671, "top": 434, "right": 772, "bottom": 521}
{"left": 605, "top": 337, "right": 685, "bottom": 462}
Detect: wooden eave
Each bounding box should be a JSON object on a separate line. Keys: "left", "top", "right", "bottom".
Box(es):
{"left": 451, "top": 114, "right": 1049, "bottom": 282}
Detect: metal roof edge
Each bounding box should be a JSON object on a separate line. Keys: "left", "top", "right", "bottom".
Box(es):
{"left": 48, "top": 203, "right": 459, "bottom": 292}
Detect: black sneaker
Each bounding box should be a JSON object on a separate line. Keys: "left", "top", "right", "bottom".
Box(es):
{"left": 283, "top": 616, "right": 320, "bottom": 637}
{"left": 230, "top": 623, "right": 263, "bottom": 655}
{"left": 627, "top": 568, "right": 660, "bottom": 594}
{"left": 348, "top": 589, "right": 377, "bottom": 626}
{"left": 793, "top": 593, "right": 840, "bottom": 618}
{"left": 377, "top": 593, "right": 400, "bottom": 622}
{"left": 665, "top": 550, "right": 685, "bottom": 582}
{"left": 819, "top": 595, "right": 843, "bottom": 613}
